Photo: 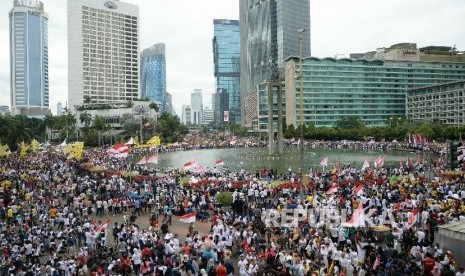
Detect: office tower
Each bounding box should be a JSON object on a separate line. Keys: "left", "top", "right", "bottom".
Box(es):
{"left": 68, "top": 0, "right": 139, "bottom": 112}
{"left": 9, "top": 0, "right": 50, "bottom": 116}
{"left": 203, "top": 107, "right": 214, "bottom": 125}
{"left": 181, "top": 105, "right": 192, "bottom": 125}
{"left": 141, "top": 43, "right": 167, "bottom": 110}
{"left": 214, "top": 89, "right": 229, "bottom": 127}
{"left": 163, "top": 92, "right": 175, "bottom": 116}
{"left": 240, "top": 0, "right": 310, "bottom": 125}
{"left": 57, "top": 102, "right": 63, "bottom": 116}
{"left": 213, "top": 19, "right": 240, "bottom": 124}
{"left": 191, "top": 89, "right": 203, "bottom": 125}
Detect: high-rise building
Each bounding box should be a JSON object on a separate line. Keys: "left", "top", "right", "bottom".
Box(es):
{"left": 191, "top": 89, "right": 203, "bottom": 125}
{"left": 140, "top": 43, "right": 166, "bottom": 110}
{"left": 213, "top": 88, "right": 229, "bottom": 127}
{"left": 213, "top": 19, "right": 240, "bottom": 124}
{"left": 9, "top": 0, "right": 51, "bottom": 116}
{"left": 284, "top": 45, "right": 465, "bottom": 128}
{"left": 240, "top": 0, "right": 310, "bottom": 126}
{"left": 181, "top": 105, "right": 192, "bottom": 125}
{"left": 163, "top": 92, "right": 175, "bottom": 116}
{"left": 68, "top": 0, "right": 139, "bottom": 112}
{"left": 203, "top": 107, "right": 214, "bottom": 126}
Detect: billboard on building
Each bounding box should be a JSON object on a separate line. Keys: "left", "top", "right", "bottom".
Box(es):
{"left": 223, "top": 111, "right": 229, "bottom": 122}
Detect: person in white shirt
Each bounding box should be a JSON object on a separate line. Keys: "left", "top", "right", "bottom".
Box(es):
{"left": 238, "top": 255, "right": 248, "bottom": 276}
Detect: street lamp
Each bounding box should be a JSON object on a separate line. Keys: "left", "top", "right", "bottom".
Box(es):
{"left": 298, "top": 28, "right": 305, "bottom": 197}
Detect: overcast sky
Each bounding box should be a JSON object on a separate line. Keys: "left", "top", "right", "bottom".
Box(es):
{"left": 1, "top": 0, "right": 464, "bottom": 116}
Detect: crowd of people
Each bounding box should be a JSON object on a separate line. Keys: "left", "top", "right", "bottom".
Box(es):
{"left": 0, "top": 140, "right": 464, "bottom": 275}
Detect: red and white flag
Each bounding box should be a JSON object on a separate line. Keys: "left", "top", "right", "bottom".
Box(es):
{"left": 108, "top": 143, "right": 130, "bottom": 158}
{"left": 361, "top": 159, "right": 370, "bottom": 171}
{"left": 147, "top": 154, "right": 158, "bottom": 164}
{"left": 326, "top": 183, "right": 338, "bottom": 195}
{"left": 354, "top": 185, "right": 364, "bottom": 197}
{"left": 215, "top": 160, "right": 224, "bottom": 166}
{"left": 320, "top": 157, "right": 329, "bottom": 167}
{"left": 373, "top": 156, "right": 385, "bottom": 168}
{"left": 108, "top": 143, "right": 129, "bottom": 154}
{"left": 137, "top": 156, "right": 147, "bottom": 165}
{"left": 342, "top": 204, "right": 365, "bottom": 227}
{"left": 193, "top": 166, "right": 204, "bottom": 173}
{"left": 112, "top": 148, "right": 130, "bottom": 158}
{"left": 183, "top": 161, "right": 193, "bottom": 170}
{"left": 406, "top": 208, "right": 419, "bottom": 229}
{"left": 95, "top": 219, "right": 110, "bottom": 235}
{"left": 180, "top": 213, "right": 196, "bottom": 223}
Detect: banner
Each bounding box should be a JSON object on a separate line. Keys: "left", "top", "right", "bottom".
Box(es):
{"left": 20, "top": 142, "right": 29, "bottom": 157}
{"left": 223, "top": 111, "right": 229, "bottom": 122}
{"left": 31, "top": 139, "right": 38, "bottom": 154}
{"left": 0, "top": 144, "right": 10, "bottom": 157}
{"left": 146, "top": 136, "right": 161, "bottom": 147}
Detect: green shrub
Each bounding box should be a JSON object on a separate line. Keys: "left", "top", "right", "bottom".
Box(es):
{"left": 215, "top": 192, "right": 233, "bottom": 207}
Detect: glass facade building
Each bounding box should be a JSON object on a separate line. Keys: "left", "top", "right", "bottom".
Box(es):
{"left": 285, "top": 57, "right": 465, "bottom": 127}
{"left": 257, "top": 82, "right": 286, "bottom": 131}
{"left": 213, "top": 19, "right": 240, "bottom": 124}
{"left": 9, "top": 0, "right": 49, "bottom": 116}
{"left": 240, "top": 0, "right": 310, "bottom": 126}
{"left": 141, "top": 43, "right": 166, "bottom": 111}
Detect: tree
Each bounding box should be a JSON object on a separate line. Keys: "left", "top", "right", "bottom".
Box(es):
{"left": 79, "top": 111, "right": 92, "bottom": 130}
{"left": 92, "top": 115, "right": 109, "bottom": 147}
{"left": 44, "top": 115, "right": 56, "bottom": 141}
{"left": 149, "top": 102, "right": 159, "bottom": 113}
{"left": 334, "top": 116, "right": 363, "bottom": 130}
{"left": 120, "top": 113, "right": 140, "bottom": 136}
{"left": 417, "top": 123, "right": 434, "bottom": 141}
{"left": 84, "top": 95, "right": 92, "bottom": 104}
{"left": 157, "top": 112, "right": 188, "bottom": 143}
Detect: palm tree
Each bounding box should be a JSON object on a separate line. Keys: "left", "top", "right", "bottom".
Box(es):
{"left": 44, "top": 115, "right": 56, "bottom": 140}
{"left": 79, "top": 111, "right": 92, "bottom": 130}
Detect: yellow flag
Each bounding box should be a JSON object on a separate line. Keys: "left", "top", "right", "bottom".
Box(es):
{"left": 73, "top": 142, "right": 84, "bottom": 160}
{"left": 31, "top": 139, "right": 38, "bottom": 153}
{"left": 67, "top": 142, "right": 84, "bottom": 160}
{"left": 0, "top": 144, "right": 10, "bottom": 157}
{"left": 146, "top": 136, "right": 160, "bottom": 147}
{"left": 63, "top": 144, "right": 73, "bottom": 155}
{"left": 134, "top": 136, "right": 139, "bottom": 145}
{"left": 20, "top": 142, "right": 29, "bottom": 157}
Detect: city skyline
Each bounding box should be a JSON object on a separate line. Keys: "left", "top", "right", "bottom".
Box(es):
{"left": 0, "top": 0, "right": 464, "bottom": 116}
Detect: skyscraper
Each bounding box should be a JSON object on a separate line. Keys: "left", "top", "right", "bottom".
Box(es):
{"left": 213, "top": 19, "right": 240, "bottom": 124}
{"left": 68, "top": 0, "right": 139, "bottom": 112}
{"left": 240, "top": 0, "right": 310, "bottom": 125}
{"left": 10, "top": 0, "right": 50, "bottom": 116}
{"left": 191, "top": 89, "right": 203, "bottom": 125}
{"left": 141, "top": 43, "right": 166, "bottom": 110}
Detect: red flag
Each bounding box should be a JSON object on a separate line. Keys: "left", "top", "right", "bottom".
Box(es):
{"left": 180, "top": 213, "right": 196, "bottom": 223}
{"left": 95, "top": 219, "right": 110, "bottom": 235}
{"left": 326, "top": 183, "right": 338, "bottom": 195}
{"left": 406, "top": 208, "right": 419, "bottom": 229}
